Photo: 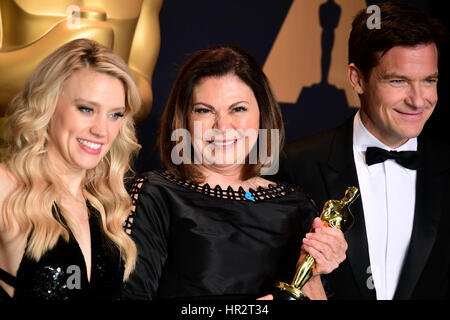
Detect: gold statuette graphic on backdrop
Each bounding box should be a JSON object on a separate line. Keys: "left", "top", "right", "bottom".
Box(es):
{"left": 0, "top": 0, "right": 162, "bottom": 138}
{"left": 273, "top": 186, "right": 359, "bottom": 300}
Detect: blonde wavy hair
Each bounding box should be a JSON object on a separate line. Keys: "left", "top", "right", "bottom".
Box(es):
{"left": 1, "top": 38, "right": 141, "bottom": 280}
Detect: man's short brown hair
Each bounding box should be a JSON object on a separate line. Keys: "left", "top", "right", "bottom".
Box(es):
{"left": 349, "top": 1, "right": 447, "bottom": 80}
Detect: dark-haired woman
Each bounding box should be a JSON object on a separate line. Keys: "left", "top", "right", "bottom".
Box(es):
{"left": 123, "top": 45, "right": 347, "bottom": 300}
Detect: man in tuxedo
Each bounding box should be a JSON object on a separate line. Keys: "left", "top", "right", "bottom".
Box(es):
{"left": 277, "top": 2, "right": 449, "bottom": 299}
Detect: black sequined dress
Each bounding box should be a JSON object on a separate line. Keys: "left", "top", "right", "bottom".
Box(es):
{"left": 122, "top": 170, "right": 318, "bottom": 300}
{"left": 0, "top": 202, "right": 124, "bottom": 300}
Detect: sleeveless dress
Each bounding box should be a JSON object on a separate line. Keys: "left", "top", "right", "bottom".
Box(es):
{"left": 0, "top": 202, "right": 124, "bottom": 300}
{"left": 122, "top": 170, "right": 318, "bottom": 299}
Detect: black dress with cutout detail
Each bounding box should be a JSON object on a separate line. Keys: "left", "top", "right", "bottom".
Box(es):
{"left": 122, "top": 170, "right": 318, "bottom": 300}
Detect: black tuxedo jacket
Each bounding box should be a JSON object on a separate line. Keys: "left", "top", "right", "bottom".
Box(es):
{"left": 276, "top": 116, "right": 450, "bottom": 300}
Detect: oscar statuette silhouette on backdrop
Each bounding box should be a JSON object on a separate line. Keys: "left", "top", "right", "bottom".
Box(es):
{"left": 295, "top": 0, "right": 354, "bottom": 140}
{"left": 273, "top": 187, "right": 359, "bottom": 300}
{"left": 0, "top": 0, "right": 162, "bottom": 141}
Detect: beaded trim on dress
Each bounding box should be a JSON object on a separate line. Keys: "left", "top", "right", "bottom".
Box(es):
{"left": 123, "top": 170, "right": 295, "bottom": 234}
{"left": 158, "top": 170, "right": 293, "bottom": 201}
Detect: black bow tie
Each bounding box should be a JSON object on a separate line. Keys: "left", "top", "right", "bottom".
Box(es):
{"left": 365, "top": 147, "right": 420, "bottom": 170}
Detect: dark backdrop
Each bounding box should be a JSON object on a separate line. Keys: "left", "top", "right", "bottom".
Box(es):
{"left": 133, "top": 0, "right": 449, "bottom": 173}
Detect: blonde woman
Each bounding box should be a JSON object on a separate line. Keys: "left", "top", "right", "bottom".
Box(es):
{"left": 0, "top": 39, "right": 141, "bottom": 300}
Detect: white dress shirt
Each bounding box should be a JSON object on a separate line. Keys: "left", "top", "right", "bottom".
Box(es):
{"left": 353, "top": 111, "right": 417, "bottom": 300}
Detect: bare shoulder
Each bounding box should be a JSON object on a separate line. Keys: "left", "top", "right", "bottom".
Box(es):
{"left": 0, "top": 163, "right": 19, "bottom": 229}
{"left": 0, "top": 163, "right": 17, "bottom": 202}
{"left": 0, "top": 163, "right": 26, "bottom": 292}
{"left": 0, "top": 162, "right": 24, "bottom": 239}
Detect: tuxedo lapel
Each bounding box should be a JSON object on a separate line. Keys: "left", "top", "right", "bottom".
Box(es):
{"left": 393, "top": 135, "right": 448, "bottom": 299}
{"left": 319, "top": 118, "right": 376, "bottom": 300}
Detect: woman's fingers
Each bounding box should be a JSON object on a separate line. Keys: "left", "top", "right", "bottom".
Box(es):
{"left": 303, "top": 242, "right": 338, "bottom": 274}
{"left": 305, "top": 228, "right": 347, "bottom": 258}
{"left": 301, "top": 226, "right": 348, "bottom": 274}
{"left": 257, "top": 294, "right": 273, "bottom": 300}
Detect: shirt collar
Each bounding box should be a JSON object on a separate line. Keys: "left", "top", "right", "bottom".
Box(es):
{"left": 353, "top": 111, "right": 418, "bottom": 153}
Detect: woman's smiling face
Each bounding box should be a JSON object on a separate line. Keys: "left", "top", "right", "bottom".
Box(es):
{"left": 188, "top": 74, "right": 260, "bottom": 170}
{"left": 46, "top": 68, "right": 126, "bottom": 172}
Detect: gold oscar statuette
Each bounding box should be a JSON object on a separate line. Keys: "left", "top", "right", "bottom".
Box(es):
{"left": 273, "top": 186, "right": 359, "bottom": 300}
